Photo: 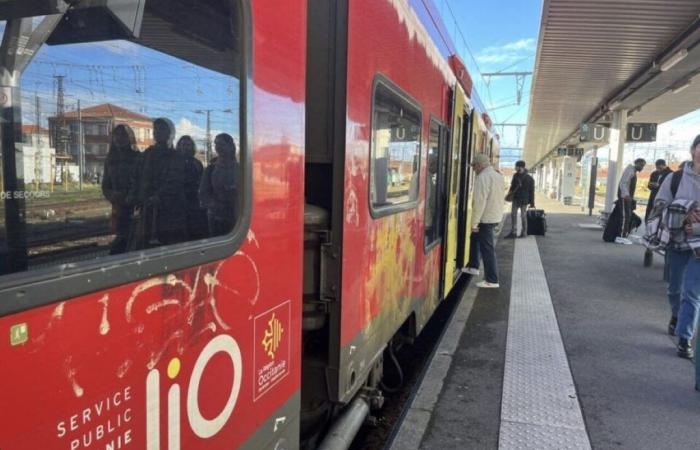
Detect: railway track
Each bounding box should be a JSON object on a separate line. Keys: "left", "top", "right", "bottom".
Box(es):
{"left": 348, "top": 277, "right": 470, "bottom": 450}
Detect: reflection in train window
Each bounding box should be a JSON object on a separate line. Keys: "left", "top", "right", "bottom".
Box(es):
{"left": 369, "top": 79, "right": 421, "bottom": 213}
{"left": 0, "top": 0, "right": 245, "bottom": 276}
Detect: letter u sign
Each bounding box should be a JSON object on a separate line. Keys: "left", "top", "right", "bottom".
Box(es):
{"left": 630, "top": 126, "right": 643, "bottom": 141}
{"left": 593, "top": 127, "right": 605, "bottom": 141}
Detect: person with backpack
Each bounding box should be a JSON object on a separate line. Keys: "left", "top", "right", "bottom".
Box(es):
{"left": 653, "top": 134, "right": 700, "bottom": 360}
{"left": 504, "top": 160, "right": 535, "bottom": 238}
{"left": 646, "top": 159, "right": 672, "bottom": 222}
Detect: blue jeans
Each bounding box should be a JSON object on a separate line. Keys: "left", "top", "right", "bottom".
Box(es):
{"left": 667, "top": 249, "right": 700, "bottom": 340}
{"left": 468, "top": 223, "right": 499, "bottom": 283}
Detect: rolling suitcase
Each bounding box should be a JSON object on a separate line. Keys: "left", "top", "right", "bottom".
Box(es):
{"left": 527, "top": 209, "right": 547, "bottom": 236}
{"left": 603, "top": 201, "right": 622, "bottom": 242}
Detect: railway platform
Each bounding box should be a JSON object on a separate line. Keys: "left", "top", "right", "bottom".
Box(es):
{"left": 390, "top": 194, "right": 700, "bottom": 450}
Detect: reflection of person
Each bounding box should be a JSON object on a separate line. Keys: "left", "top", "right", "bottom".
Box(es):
{"left": 505, "top": 160, "right": 535, "bottom": 238}
{"left": 128, "top": 118, "right": 187, "bottom": 247}
{"left": 646, "top": 159, "right": 672, "bottom": 222}
{"left": 102, "top": 124, "right": 139, "bottom": 255}
{"left": 655, "top": 135, "right": 700, "bottom": 361}
{"left": 176, "top": 136, "right": 208, "bottom": 240}
{"left": 463, "top": 154, "right": 504, "bottom": 288}
{"left": 199, "top": 133, "right": 238, "bottom": 236}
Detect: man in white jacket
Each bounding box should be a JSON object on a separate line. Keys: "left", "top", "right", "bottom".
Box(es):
{"left": 463, "top": 153, "right": 504, "bottom": 288}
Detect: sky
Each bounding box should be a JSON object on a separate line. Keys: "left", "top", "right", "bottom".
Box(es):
{"left": 8, "top": 2, "right": 698, "bottom": 163}
{"left": 434, "top": 0, "right": 543, "bottom": 154}
{"left": 8, "top": 17, "right": 239, "bottom": 152}
{"left": 435, "top": 0, "right": 700, "bottom": 166}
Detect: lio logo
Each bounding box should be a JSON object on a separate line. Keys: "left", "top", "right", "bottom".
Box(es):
{"left": 146, "top": 334, "right": 242, "bottom": 450}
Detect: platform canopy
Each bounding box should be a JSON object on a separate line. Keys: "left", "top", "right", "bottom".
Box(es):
{"left": 523, "top": 0, "right": 700, "bottom": 165}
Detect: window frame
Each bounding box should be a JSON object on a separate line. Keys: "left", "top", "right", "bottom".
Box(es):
{"left": 368, "top": 74, "right": 423, "bottom": 219}
{"left": 0, "top": 0, "right": 253, "bottom": 318}
{"left": 424, "top": 116, "right": 448, "bottom": 253}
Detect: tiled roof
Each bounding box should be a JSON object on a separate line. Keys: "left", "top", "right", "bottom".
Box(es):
{"left": 21, "top": 124, "right": 49, "bottom": 134}
{"left": 62, "top": 103, "right": 151, "bottom": 121}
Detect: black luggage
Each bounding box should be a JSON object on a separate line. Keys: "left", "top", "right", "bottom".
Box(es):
{"left": 630, "top": 212, "right": 642, "bottom": 231}
{"left": 603, "top": 201, "right": 622, "bottom": 242}
{"left": 527, "top": 209, "right": 547, "bottom": 236}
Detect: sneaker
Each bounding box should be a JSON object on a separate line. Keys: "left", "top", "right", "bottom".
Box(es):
{"left": 519, "top": 233, "right": 528, "bottom": 238}
{"left": 504, "top": 232, "right": 517, "bottom": 239}
{"left": 614, "top": 237, "right": 633, "bottom": 245}
{"left": 678, "top": 338, "right": 694, "bottom": 359}
{"left": 462, "top": 267, "right": 480, "bottom": 276}
{"left": 668, "top": 316, "right": 678, "bottom": 336}
{"left": 476, "top": 281, "right": 500, "bottom": 289}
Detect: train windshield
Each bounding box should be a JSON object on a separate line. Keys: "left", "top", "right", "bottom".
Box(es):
{"left": 0, "top": 0, "right": 244, "bottom": 277}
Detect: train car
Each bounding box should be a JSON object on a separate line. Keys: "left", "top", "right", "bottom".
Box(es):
{"left": 0, "top": 1, "right": 499, "bottom": 449}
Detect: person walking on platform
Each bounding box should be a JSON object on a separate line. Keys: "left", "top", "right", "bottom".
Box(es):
{"left": 463, "top": 153, "right": 504, "bottom": 288}
{"left": 646, "top": 159, "right": 672, "bottom": 222}
{"left": 604, "top": 158, "right": 645, "bottom": 244}
{"left": 505, "top": 160, "right": 535, "bottom": 238}
{"left": 655, "top": 135, "right": 700, "bottom": 360}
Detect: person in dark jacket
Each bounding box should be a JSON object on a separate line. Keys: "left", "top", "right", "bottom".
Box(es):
{"left": 505, "top": 160, "right": 535, "bottom": 238}
{"left": 176, "top": 135, "right": 208, "bottom": 240}
{"left": 199, "top": 133, "right": 239, "bottom": 237}
{"left": 127, "top": 118, "right": 188, "bottom": 248}
{"left": 645, "top": 158, "right": 672, "bottom": 222}
{"left": 102, "top": 124, "right": 140, "bottom": 255}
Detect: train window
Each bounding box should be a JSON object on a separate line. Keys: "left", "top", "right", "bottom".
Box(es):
{"left": 0, "top": 1, "right": 247, "bottom": 279}
{"left": 424, "top": 119, "right": 449, "bottom": 250}
{"left": 369, "top": 78, "right": 421, "bottom": 215}
{"left": 424, "top": 120, "right": 443, "bottom": 249}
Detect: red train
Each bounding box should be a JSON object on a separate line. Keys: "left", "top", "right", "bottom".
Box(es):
{"left": 0, "top": 0, "right": 499, "bottom": 449}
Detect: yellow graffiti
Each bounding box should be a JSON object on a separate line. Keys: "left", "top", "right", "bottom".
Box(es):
{"left": 262, "top": 313, "right": 284, "bottom": 359}
{"left": 365, "top": 214, "right": 417, "bottom": 328}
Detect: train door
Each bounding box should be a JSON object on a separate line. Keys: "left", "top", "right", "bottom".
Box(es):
{"left": 441, "top": 83, "right": 467, "bottom": 294}
{"left": 460, "top": 115, "right": 486, "bottom": 264}
{"left": 455, "top": 110, "right": 473, "bottom": 269}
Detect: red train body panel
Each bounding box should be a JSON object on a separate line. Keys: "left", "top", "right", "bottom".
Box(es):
{"left": 335, "top": 0, "right": 458, "bottom": 398}
{"left": 1, "top": 0, "right": 306, "bottom": 448}
{"left": 0, "top": 0, "right": 499, "bottom": 449}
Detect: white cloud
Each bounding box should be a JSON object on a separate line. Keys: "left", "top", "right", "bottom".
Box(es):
{"left": 174, "top": 117, "right": 227, "bottom": 148}
{"left": 175, "top": 117, "right": 206, "bottom": 142}
{"left": 476, "top": 38, "right": 536, "bottom": 68}
{"left": 501, "top": 38, "right": 537, "bottom": 52}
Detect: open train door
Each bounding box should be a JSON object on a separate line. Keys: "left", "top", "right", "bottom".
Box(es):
{"left": 441, "top": 82, "right": 467, "bottom": 295}
{"left": 455, "top": 108, "right": 475, "bottom": 270}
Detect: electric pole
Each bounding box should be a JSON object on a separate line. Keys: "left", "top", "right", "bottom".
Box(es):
{"left": 195, "top": 109, "right": 212, "bottom": 163}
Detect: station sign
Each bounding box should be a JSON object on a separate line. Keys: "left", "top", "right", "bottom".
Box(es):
{"left": 626, "top": 123, "right": 657, "bottom": 142}
{"left": 580, "top": 123, "right": 608, "bottom": 142}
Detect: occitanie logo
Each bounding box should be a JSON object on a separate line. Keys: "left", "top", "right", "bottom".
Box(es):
{"left": 261, "top": 313, "right": 283, "bottom": 359}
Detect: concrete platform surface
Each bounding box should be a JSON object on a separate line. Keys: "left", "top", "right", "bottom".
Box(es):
{"left": 390, "top": 194, "right": 700, "bottom": 450}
